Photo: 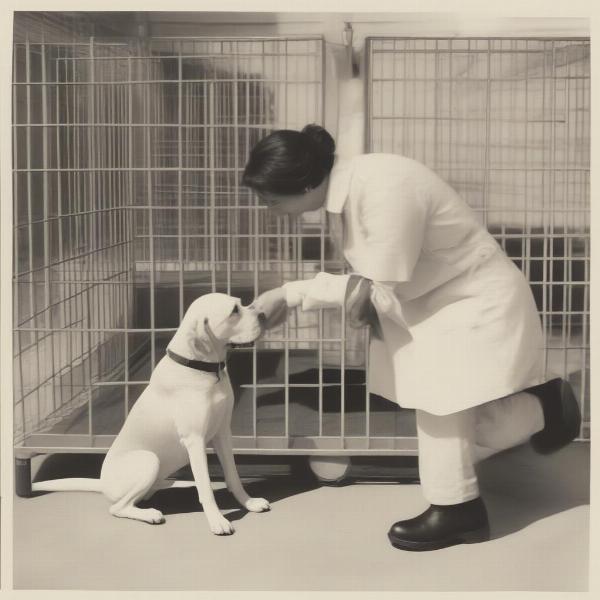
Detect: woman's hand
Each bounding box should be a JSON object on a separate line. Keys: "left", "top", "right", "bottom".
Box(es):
{"left": 252, "top": 288, "right": 289, "bottom": 330}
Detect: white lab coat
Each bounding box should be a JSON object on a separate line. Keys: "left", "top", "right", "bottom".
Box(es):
{"left": 285, "top": 154, "right": 546, "bottom": 416}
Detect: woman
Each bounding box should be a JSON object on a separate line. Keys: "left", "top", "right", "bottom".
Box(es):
{"left": 243, "top": 124, "right": 581, "bottom": 551}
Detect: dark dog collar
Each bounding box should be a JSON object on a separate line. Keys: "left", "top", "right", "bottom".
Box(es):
{"left": 166, "top": 349, "right": 226, "bottom": 380}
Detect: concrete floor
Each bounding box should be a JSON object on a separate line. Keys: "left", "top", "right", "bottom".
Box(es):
{"left": 13, "top": 442, "right": 589, "bottom": 591}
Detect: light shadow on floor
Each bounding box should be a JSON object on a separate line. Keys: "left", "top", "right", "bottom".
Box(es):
{"left": 476, "top": 443, "right": 590, "bottom": 540}
{"left": 28, "top": 443, "right": 590, "bottom": 541}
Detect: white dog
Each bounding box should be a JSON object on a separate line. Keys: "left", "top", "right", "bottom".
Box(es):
{"left": 32, "top": 293, "right": 270, "bottom": 535}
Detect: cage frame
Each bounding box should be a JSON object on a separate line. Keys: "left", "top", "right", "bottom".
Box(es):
{"left": 12, "top": 30, "right": 590, "bottom": 489}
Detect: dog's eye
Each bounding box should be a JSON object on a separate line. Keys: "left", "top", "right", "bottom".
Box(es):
{"left": 230, "top": 305, "right": 240, "bottom": 316}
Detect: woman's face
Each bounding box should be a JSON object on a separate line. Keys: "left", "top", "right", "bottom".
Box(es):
{"left": 256, "top": 177, "right": 329, "bottom": 217}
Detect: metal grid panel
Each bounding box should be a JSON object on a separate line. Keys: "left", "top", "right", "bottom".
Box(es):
{"left": 367, "top": 37, "right": 590, "bottom": 439}
{"left": 13, "top": 38, "right": 135, "bottom": 444}
{"left": 14, "top": 27, "right": 417, "bottom": 456}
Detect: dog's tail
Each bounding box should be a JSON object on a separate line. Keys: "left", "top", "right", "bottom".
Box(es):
{"left": 32, "top": 478, "right": 102, "bottom": 493}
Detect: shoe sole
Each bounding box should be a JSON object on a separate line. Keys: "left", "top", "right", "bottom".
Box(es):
{"left": 387, "top": 525, "right": 491, "bottom": 552}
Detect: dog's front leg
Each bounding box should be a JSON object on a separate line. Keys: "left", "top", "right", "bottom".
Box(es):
{"left": 212, "top": 429, "right": 270, "bottom": 513}
{"left": 181, "top": 434, "right": 234, "bottom": 535}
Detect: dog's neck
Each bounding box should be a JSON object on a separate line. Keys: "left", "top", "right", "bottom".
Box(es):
{"left": 168, "top": 326, "right": 227, "bottom": 364}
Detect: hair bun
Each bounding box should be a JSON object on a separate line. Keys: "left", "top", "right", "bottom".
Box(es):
{"left": 301, "top": 124, "right": 336, "bottom": 160}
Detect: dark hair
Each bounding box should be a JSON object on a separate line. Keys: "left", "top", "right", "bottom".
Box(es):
{"left": 241, "top": 124, "right": 335, "bottom": 195}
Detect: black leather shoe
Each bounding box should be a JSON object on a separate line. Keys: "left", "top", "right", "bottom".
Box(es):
{"left": 528, "top": 378, "right": 581, "bottom": 454}
{"left": 387, "top": 497, "right": 490, "bottom": 551}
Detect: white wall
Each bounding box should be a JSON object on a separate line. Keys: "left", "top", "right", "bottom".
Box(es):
{"left": 143, "top": 12, "right": 590, "bottom": 40}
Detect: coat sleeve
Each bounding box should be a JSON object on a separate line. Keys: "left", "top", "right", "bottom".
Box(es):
{"left": 282, "top": 273, "right": 351, "bottom": 310}
{"left": 356, "top": 179, "right": 427, "bottom": 282}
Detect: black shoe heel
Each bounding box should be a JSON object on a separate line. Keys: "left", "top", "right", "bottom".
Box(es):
{"left": 530, "top": 378, "right": 582, "bottom": 454}
{"left": 461, "top": 524, "right": 490, "bottom": 544}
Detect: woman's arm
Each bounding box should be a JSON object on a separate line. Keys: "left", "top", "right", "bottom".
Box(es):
{"left": 282, "top": 272, "right": 352, "bottom": 309}
{"left": 351, "top": 172, "right": 428, "bottom": 283}
{"left": 255, "top": 274, "right": 407, "bottom": 339}
{"left": 253, "top": 273, "right": 372, "bottom": 330}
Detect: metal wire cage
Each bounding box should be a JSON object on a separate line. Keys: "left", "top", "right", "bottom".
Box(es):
{"left": 13, "top": 18, "right": 419, "bottom": 463}
{"left": 12, "top": 22, "right": 590, "bottom": 471}
{"left": 366, "top": 37, "right": 591, "bottom": 440}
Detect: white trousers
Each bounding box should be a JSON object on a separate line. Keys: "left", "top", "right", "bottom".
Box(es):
{"left": 416, "top": 391, "right": 545, "bottom": 505}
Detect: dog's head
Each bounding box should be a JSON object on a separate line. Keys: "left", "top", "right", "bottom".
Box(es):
{"left": 185, "top": 293, "right": 266, "bottom": 352}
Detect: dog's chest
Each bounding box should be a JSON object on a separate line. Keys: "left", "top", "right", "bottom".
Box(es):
{"left": 173, "top": 377, "right": 234, "bottom": 439}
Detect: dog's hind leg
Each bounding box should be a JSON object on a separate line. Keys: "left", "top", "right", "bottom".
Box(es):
{"left": 101, "top": 450, "right": 164, "bottom": 524}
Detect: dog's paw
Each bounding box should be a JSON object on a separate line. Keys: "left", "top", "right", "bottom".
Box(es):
{"left": 245, "top": 497, "right": 270, "bottom": 512}
{"left": 208, "top": 513, "right": 235, "bottom": 536}
{"left": 145, "top": 508, "right": 165, "bottom": 524}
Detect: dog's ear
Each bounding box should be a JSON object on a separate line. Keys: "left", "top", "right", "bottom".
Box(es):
{"left": 183, "top": 304, "right": 214, "bottom": 357}
{"left": 186, "top": 317, "right": 207, "bottom": 355}
{"left": 182, "top": 294, "right": 232, "bottom": 357}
